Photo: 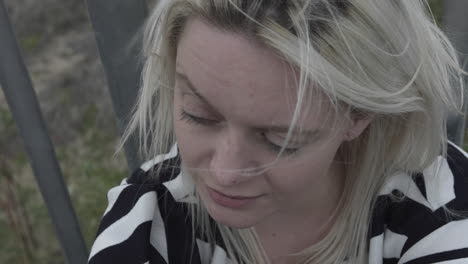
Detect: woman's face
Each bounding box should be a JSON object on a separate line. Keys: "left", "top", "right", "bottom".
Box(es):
{"left": 173, "top": 19, "right": 367, "bottom": 228}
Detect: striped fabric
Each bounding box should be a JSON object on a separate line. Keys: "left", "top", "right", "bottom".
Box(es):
{"left": 88, "top": 142, "right": 468, "bottom": 263}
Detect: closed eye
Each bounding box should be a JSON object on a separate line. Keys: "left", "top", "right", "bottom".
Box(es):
{"left": 179, "top": 109, "right": 219, "bottom": 126}
{"left": 260, "top": 132, "right": 302, "bottom": 156}
{"left": 179, "top": 108, "right": 303, "bottom": 156}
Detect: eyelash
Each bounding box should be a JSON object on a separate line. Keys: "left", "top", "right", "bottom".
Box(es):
{"left": 179, "top": 109, "right": 219, "bottom": 126}
{"left": 262, "top": 137, "right": 300, "bottom": 156}
{"left": 179, "top": 109, "right": 300, "bottom": 156}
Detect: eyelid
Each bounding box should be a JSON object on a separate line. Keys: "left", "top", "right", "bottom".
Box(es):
{"left": 261, "top": 132, "right": 302, "bottom": 155}
{"left": 179, "top": 109, "right": 220, "bottom": 126}
{"left": 179, "top": 110, "right": 303, "bottom": 156}
{"left": 178, "top": 91, "right": 224, "bottom": 120}
{"left": 175, "top": 74, "right": 223, "bottom": 117}
{"left": 267, "top": 131, "right": 310, "bottom": 145}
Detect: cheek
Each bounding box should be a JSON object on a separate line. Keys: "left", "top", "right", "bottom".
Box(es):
{"left": 267, "top": 141, "right": 342, "bottom": 198}
{"left": 174, "top": 120, "right": 207, "bottom": 164}
{"left": 173, "top": 100, "right": 213, "bottom": 175}
{"left": 269, "top": 157, "right": 330, "bottom": 192}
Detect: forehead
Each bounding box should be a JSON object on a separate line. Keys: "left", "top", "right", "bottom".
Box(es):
{"left": 175, "top": 18, "right": 330, "bottom": 126}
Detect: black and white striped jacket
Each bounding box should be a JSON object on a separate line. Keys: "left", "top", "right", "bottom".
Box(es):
{"left": 88, "top": 142, "right": 468, "bottom": 263}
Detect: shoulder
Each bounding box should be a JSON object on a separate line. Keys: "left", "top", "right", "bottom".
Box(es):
{"left": 88, "top": 145, "right": 202, "bottom": 264}
{"left": 369, "top": 141, "right": 468, "bottom": 264}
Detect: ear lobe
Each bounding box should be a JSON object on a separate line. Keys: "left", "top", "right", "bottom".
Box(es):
{"left": 344, "top": 115, "right": 373, "bottom": 141}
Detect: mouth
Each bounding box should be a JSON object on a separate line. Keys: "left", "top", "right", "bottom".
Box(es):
{"left": 206, "top": 186, "right": 262, "bottom": 209}
{"left": 211, "top": 188, "right": 261, "bottom": 199}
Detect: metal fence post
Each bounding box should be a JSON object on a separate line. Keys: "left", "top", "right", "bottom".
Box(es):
{"left": 443, "top": 0, "right": 468, "bottom": 147}
{"left": 0, "top": 1, "right": 88, "bottom": 263}
{"left": 86, "top": 0, "right": 148, "bottom": 171}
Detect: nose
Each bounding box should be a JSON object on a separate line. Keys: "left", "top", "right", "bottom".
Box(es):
{"left": 209, "top": 131, "right": 258, "bottom": 187}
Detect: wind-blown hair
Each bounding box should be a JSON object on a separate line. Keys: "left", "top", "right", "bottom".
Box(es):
{"left": 121, "top": 0, "right": 465, "bottom": 263}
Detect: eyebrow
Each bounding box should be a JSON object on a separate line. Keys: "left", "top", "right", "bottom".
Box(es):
{"left": 175, "top": 71, "right": 219, "bottom": 112}
{"left": 174, "top": 71, "right": 320, "bottom": 137}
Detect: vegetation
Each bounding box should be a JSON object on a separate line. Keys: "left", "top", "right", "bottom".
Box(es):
{"left": 0, "top": 0, "right": 128, "bottom": 263}
{"left": 0, "top": 0, "right": 461, "bottom": 263}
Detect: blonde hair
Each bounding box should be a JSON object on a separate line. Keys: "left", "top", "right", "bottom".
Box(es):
{"left": 122, "top": 0, "right": 465, "bottom": 263}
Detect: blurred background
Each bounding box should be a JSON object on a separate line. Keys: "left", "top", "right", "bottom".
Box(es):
{"left": 0, "top": 0, "right": 464, "bottom": 263}
{"left": 0, "top": 0, "right": 128, "bottom": 263}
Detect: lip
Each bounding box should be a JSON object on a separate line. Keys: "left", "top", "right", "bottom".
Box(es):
{"left": 206, "top": 187, "right": 261, "bottom": 209}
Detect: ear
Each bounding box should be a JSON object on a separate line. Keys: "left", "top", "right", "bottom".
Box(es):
{"left": 344, "top": 115, "right": 374, "bottom": 141}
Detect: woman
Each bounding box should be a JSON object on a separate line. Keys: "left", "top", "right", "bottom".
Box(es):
{"left": 88, "top": 0, "right": 468, "bottom": 263}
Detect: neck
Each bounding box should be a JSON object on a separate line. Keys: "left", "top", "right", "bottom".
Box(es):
{"left": 254, "top": 161, "right": 345, "bottom": 263}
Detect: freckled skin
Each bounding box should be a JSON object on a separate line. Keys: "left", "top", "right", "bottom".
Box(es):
{"left": 173, "top": 18, "right": 371, "bottom": 260}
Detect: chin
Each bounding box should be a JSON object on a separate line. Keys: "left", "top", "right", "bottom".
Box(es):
{"left": 197, "top": 189, "right": 261, "bottom": 229}
{"left": 205, "top": 205, "right": 257, "bottom": 229}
